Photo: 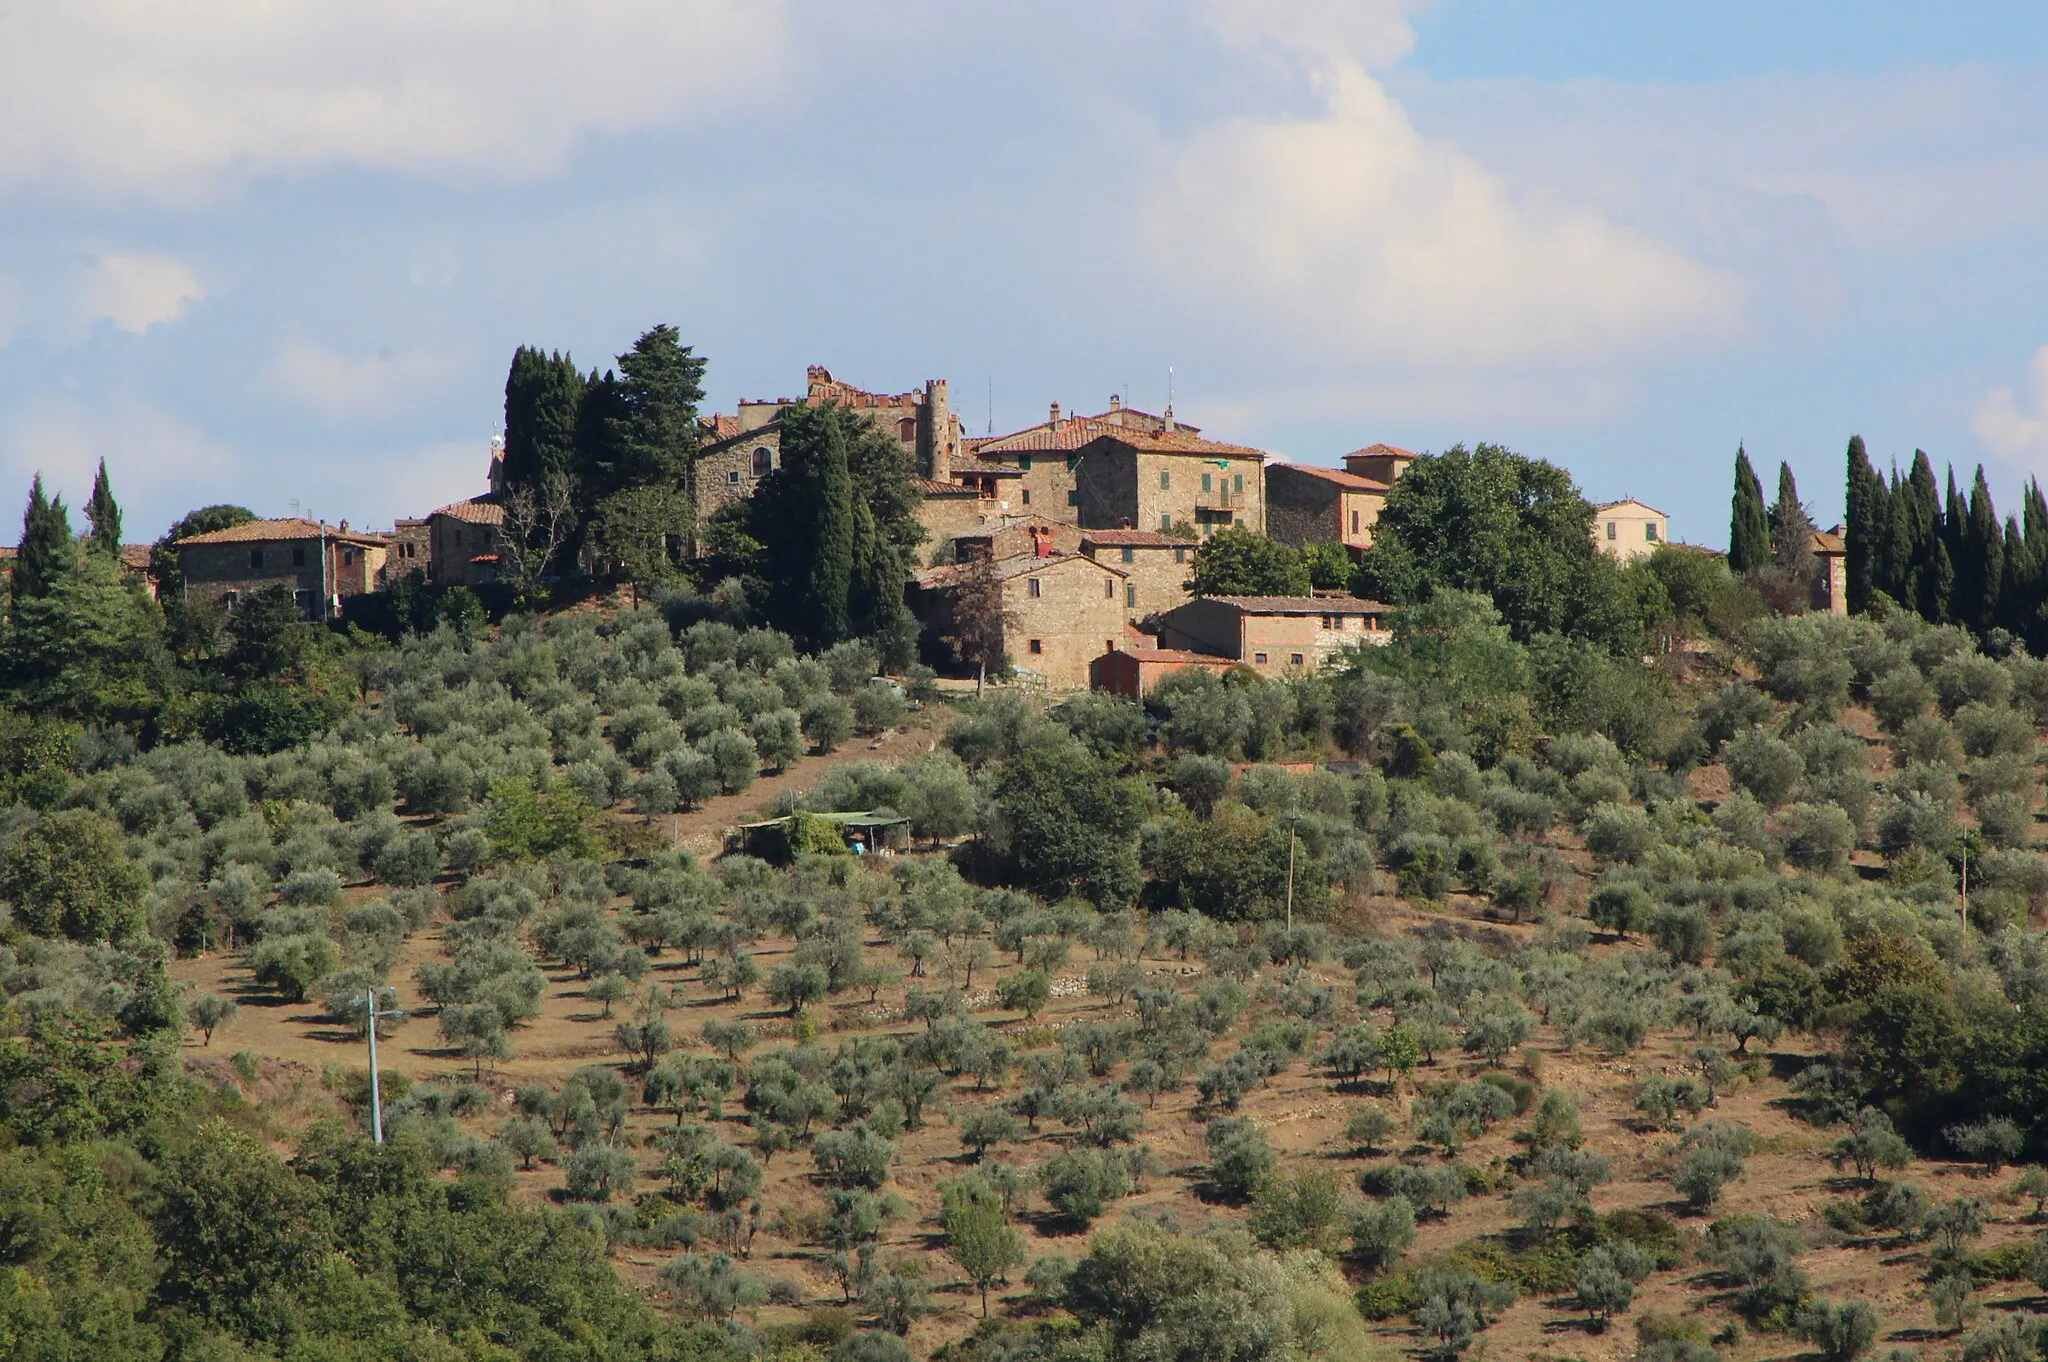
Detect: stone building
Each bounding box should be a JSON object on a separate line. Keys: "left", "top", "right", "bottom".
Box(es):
{"left": 1155, "top": 594, "right": 1391, "bottom": 674}
{"left": 1592, "top": 498, "right": 1669, "bottom": 562}
{"left": 1078, "top": 528, "right": 1195, "bottom": 622}
{"left": 389, "top": 518, "right": 430, "bottom": 580}
{"left": 1343, "top": 443, "right": 1417, "bottom": 485}
{"left": 1090, "top": 646, "right": 1237, "bottom": 697}
{"left": 1070, "top": 427, "right": 1268, "bottom": 537}
{"left": 176, "top": 518, "right": 390, "bottom": 618}
{"left": 1265, "top": 462, "right": 1390, "bottom": 553}
{"left": 955, "top": 522, "right": 1085, "bottom": 563}
{"left": 1811, "top": 526, "right": 1848, "bottom": 615}
{"left": 427, "top": 497, "right": 505, "bottom": 587}
{"left": 965, "top": 396, "right": 1191, "bottom": 519}
{"left": 914, "top": 547, "right": 1128, "bottom": 690}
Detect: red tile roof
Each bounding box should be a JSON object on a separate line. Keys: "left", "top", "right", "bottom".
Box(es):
{"left": 916, "top": 549, "right": 1125, "bottom": 590}
{"left": 1810, "top": 528, "right": 1847, "bottom": 555}
{"left": 975, "top": 416, "right": 1128, "bottom": 454}
{"left": 429, "top": 497, "right": 506, "bottom": 527}
{"left": 1206, "top": 594, "right": 1391, "bottom": 615}
{"left": 1079, "top": 429, "right": 1269, "bottom": 459}
{"left": 1114, "top": 646, "right": 1236, "bottom": 664}
{"left": 948, "top": 458, "right": 1023, "bottom": 477}
{"left": 1342, "top": 443, "right": 1416, "bottom": 461}
{"left": 175, "top": 517, "right": 386, "bottom": 546}
{"left": 1273, "top": 463, "right": 1388, "bottom": 493}
{"left": 914, "top": 478, "right": 988, "bottom": 498}
{"left": 1080, "top": 529, "right": 1186, "bottom": 548}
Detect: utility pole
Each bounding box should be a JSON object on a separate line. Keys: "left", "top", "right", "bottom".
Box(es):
{"left": 1960, "top": 839, "right": 1969, "bottom": 935}
{"left": 357, "top": 986, "right": 404, "bottom": 1144}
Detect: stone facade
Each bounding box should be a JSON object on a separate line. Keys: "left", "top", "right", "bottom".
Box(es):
{"left": 1811, "top": 527, "right": 1849, "bottom": 615}
{"left": 1342, "top": 444, "right": 1417, "bottom": 485}
{"left": 1265, "top": 463, "right": 1389, "bottom": 552}
{"left": 177, "top": 518, "right": 389, "bottom": 618}
{"left": 1592, "top": 499, "right": 1669, "bottom": 562}
{"left": 1156, "top": 594, "right": 1392, "bottom": 674}
{"left": 1078, "top": 529, "right": 1195, "bottom": 623}
{"left": 957, "top": 521, "right": 1084, "bottom": 563}
{"left": 915, "top": 550, "right": 1128, "bottom": 689}
{"left": 964, "top": 397, "right": 1196, "bottom": 521}
{"left": 427, "top": 498, "right": 506, "bottom": 587}
{"left": 389, "top": 518, "right": 430, "bottom": 581}
{"left": 1072, "top": 430, "right": 1268, "bottom": 537}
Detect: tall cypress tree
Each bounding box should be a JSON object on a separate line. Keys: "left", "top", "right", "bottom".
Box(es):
{"left": 1844, "top": 436, "right": 1886, "bottom": 613}
{"left": 84, "top": 459, "right": 121, "bottom": 558}
{"left": 501, "top": 347, "right": 584, "bottom": 492}
{"left": 1729, "top": 444, "right": 1771, "bottom": 572}
{"left": 754, "top": 404, "right": 855, "bottom": 646}
{"left": 12, "top": 475, "right": 73, "bottom": 608}
{"left": 1963, "top": 466, "right": 2003, "bottom": 633}
{"left": 1998, "top": 515, "right": 2029, "bottom": 638}
{"left": 1943, "top": 465, "right": 1970, "bottom": 615}
{"left": 1769, "top": 462, "right": 1817, "bottom": 568}
{"left": 1905, "top": 452, "right": 1945, "bottom": 622}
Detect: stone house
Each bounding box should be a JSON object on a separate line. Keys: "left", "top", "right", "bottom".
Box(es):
{"left": 1090, "top": 646, "right": 1237, "bottom": 697}
{"left": 176, "top": 518, "right": 390, "bottom": 618}
{"left": 914, "top": 548, "right": 1128, "bottom": 690}
{"left": 389, "top": 518, "right": 430, "bottom": 581}
{"left": 1811, "top": 527, "right": 1848, "bottom": 615}
{"left": 1265, "top": 462, "right": 1390, "bottom": 553}
{"left": 955, "top": 521, "right": 1084, "bottom": 563}
{"left": 965, "top": 396, "right": 1189, "bottom": 519}
{"left": 1592, "top": 498, "right": 1669, "bottom": 562}
{"left": 1343, "top": 443, "right": 1417, "bottom": 485}
{"left": 1078, "top": 528, "right": 1195, "bottom": 622}
{"left": 1155, "top": 594, "right": 1392, "bottom": 674}
{"left": 427, "top": 497, "right": 505, "bottom": 587}
{"left": 1071, "top": 428, "right": 1268, "bottom": 537}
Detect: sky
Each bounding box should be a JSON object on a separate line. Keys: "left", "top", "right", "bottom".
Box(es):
{"left": 4, "top": 1, "right": 2048, "bottom": 547}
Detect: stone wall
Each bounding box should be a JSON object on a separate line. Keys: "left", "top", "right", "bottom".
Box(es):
{"left": 431, "top": 516, "right": 503, "bottom": 587}
{"left": 1003, "top": 556, "right": 1128, "bottom": 689}
{"left": 182, "top": 537, "right": 383, "bottom": 616}
{"left": 1082, "top": 540, "right": 1194, "bottom": 622}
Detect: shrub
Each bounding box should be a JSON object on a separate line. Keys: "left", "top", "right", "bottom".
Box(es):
{"left": 1350, "top": 1195, "right": 1417, "bottom": 1272}
{"left": 1780, "top": 802, "right": 1855, "bottom": 874}
{"left": 1583, "top": 804, "right": 1656, "bottom": 862}
{"left": 1206, "top": 1116, "right": 1276, "bottom": 1200}
{"left": 1797, "top": 1298, "right": 1880, "bottom": 1362}
{"left": 1037, "top": 1147, "right": 1133, "bottom": 1224}
{"left": 1725, "top": 726, "right": 1804, "bottom": 807}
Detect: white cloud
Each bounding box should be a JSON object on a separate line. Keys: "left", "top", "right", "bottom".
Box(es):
{"left": 77, "top": 254, "right": 204, "bottom": 333}
{"left": 268, "top": 338, "right": 465, "bottom": 418}
{"left": 1974, "top": 343, "right": 2048, "bottom": 469}
{"left": 1136, "top": 5, "right": 1741, "bottom": 367}
{"left": 0, "top": 1, "right": 787, "bottom": 196}
{"left": 3, "top": 398, "right": 235, "bottom": 533}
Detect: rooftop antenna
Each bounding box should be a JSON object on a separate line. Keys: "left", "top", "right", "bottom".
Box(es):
{"left": 986, "top": 375, "right": 993, "bottom": 436}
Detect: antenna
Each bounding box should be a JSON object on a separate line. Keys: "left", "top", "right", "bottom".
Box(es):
{"left": 986, "top": 375, "right": 993, "bottom": 436}
{"left": 1166, "top": 366, "right": 1174, "bottom": 414}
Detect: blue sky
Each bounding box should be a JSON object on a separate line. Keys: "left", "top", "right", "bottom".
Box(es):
{"left": 3, "top": 1, "right": 2048, "bottom": 547}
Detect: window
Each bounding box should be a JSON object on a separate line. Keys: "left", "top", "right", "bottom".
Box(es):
{"left": 1351, "top": 509, "right": 1361, "bottom": 534}
{"left": 1254, "top": 652, "right": 1268, "bottom": 664}
{"left": 1606, "top": 521, "right": 1617, "bottom": 539}
{"left": 1028, "top": 577, "right": 1042, "bottom": 598}
{"left": 342, "top": 548, "right": 356, "bottom": 566}
{"left": 1174, "top": 546, "right": 1187, "bottom": 563}
{"left": 1646, "top": 522, "right": 1660, "bottom": 542}
{"left": 1126, "top": 584, "right": 1136, "bottom": 607}
{"left": 1201, "top": 472, "right": 1212, "bottom": 492}
{"left": 1019, "top": 454, "right": 1033, "bottom": 471}
{"left": 1235, "top": 474, "right": 1244, "bottom": 493}
{"left": 249, "top": 549, "right": 264, "bottom": 570}
{"left": 1291, "top": 653, "right": 1304, "bottom": 666}
{"left": 1021, "top": 489, "right": 1032, "bottom": 505}
{"left": 1160, "top": 514, "right": 1171, "bottom": 530}
{"left": 1028, "top": 639, "right": 1043, "bottom": 654}
{"left": 1067, "top": 490, "right": 1078, "bottom": 506}
{"left": 1121, "top": 546, "right": 1134, "bottom": 563}
{"left": 728, "top": 469, "right": 741, "bottom": 484}
{"left": 1159, "top": 470, "right": 1170, "bottom": 489}
{"left": 1067, "top": 455, "right": 1079, "bottom": 471}
{"left": 753, "top": 447, "right": 772, "bottom": 477}
{"left": 898, "top": 417, "right": 916, "bottom": 443}
{"left": 292, "top": 546, "right": 306, "bottom": 567}
{"left": 1103, "top": 579, "right": 1114, "bottom": 599}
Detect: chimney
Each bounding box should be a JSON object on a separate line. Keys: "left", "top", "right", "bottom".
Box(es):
{"left": 1033, "top": 527, "right": 1052, "bottom": 558}
{"left": 1049, "top": 401, "right": 1062, "bottom": 428}
{"left": 1109, "top": 394, "right": 1122, "bottom": 414}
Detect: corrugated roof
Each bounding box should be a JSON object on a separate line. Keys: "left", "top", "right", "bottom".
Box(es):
{"left": 175, "top": 517, "right": 385, "bottom": 546}
{"left": 1205, "top": 594, "right": 1391, "bottom": 615}
{"left": 1273, "top": 463, "right": 1388, "bottom": 493}
{"left": 429, "top": 498, "right": 506, "bottom": 526}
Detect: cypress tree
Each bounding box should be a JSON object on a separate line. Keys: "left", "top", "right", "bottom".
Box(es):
{"left": 501, "top": 347, "right": 584, "bottom": 491}
{"left": 1905, "top": 452, "right": 1945, "bottom": 621}
{"left": 12, "top": 474, "right": 73, "bottom": 607}
{"left": 1943, "top": 466, "right": 1970, "bottom": 617}
{"left": 755, "top": 404, "right": 855, "bottom": 646}
{"left": 1769, "top": 461, "right": 1817, "bottom": 570}
{"left": 1728, "top": 444, "right": 1771, "bottom": 573}
{"left": 1964, "top": 466, "right": 2002, "bottom": 633}
{"left": 84, "top": 459, "right": 121, "bottom": 559}
{"left": 1844, "top": 436, "right": 1886, "bottom": 613}
{"left": 1998, "top": 515, "right": 2029, "bottom": 639}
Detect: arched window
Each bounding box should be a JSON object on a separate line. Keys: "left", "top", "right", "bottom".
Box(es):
{"left": 897, "top": 417, "right": 916, "bottom": 443}
{"left": 752, "top": 447, "right": 773, "bottom": 477}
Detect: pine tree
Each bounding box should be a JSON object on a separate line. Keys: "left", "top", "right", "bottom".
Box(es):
{"left": 12, "top": 475, "right": 73, "bottom": 607}
{"left": 599, "top": 325, "right": 706, "bottom": 496}
{"left": 84, "top": 460, "right": 121, "bottom": 559}
{"left": 1963, "top": 466, "right": 2002, "bottom": 633}
{"left": 1844, "top": 436, "right": 1886, "bottom": 613}
{"left": 1728, "top": 445, "right": 1771, "bottom": 573}
{"left": 501, "top": 347, "right": 584, "bottom": 492}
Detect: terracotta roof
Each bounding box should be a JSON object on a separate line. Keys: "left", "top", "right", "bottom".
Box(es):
{"left": 1204, "top": 594, "right": 1391, "bottom": 615}
{"left": 948, "top": 458, "right": 1022, "bottom": 477}
{"left": 703, "top": 414, "right": 741, "bottom": 441}
{"left": 117, "top": 544, "right": 151, "bottom": 569}
{"left": 698, "top": 421, "right": 781, "bottom": 455}
{"left": 175, "top": 517, "right": 384, "bottom": 547}
{"left": 1810, "top": 528, "right": 1847, "bottom": 555}
{"left": 916, "top": 549, "right": 1125, "bottom": 590}
{"left": 1273, "top": 463, "right": 1388, "bottom": 493}
{"left": 429, "top": 497, "right": 506, "bottom": 527}
{"left": 1594, "top": 498, "right": 1667, "bottom": 515}
{"left": 976, "top": 416, "right": 1128, "bottom": 454}
{"left": 913, "top": 478, "right": 988, "bottom": 498}
{"left": 1110, "top": 646, "right": 1236, "bottom": 665}
{"left": 1076, "top": 429, "right": 1269, "bottom": 460}
{"left": 1080, "top": 529, "right": 1185, "bottom": 548}
{"left": 1342, "top": 443, "right": 1416, "bottom": 461}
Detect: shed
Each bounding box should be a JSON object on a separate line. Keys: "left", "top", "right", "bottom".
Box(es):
{"left": 729, "top": 810, "right": 912, "bottom": 862}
